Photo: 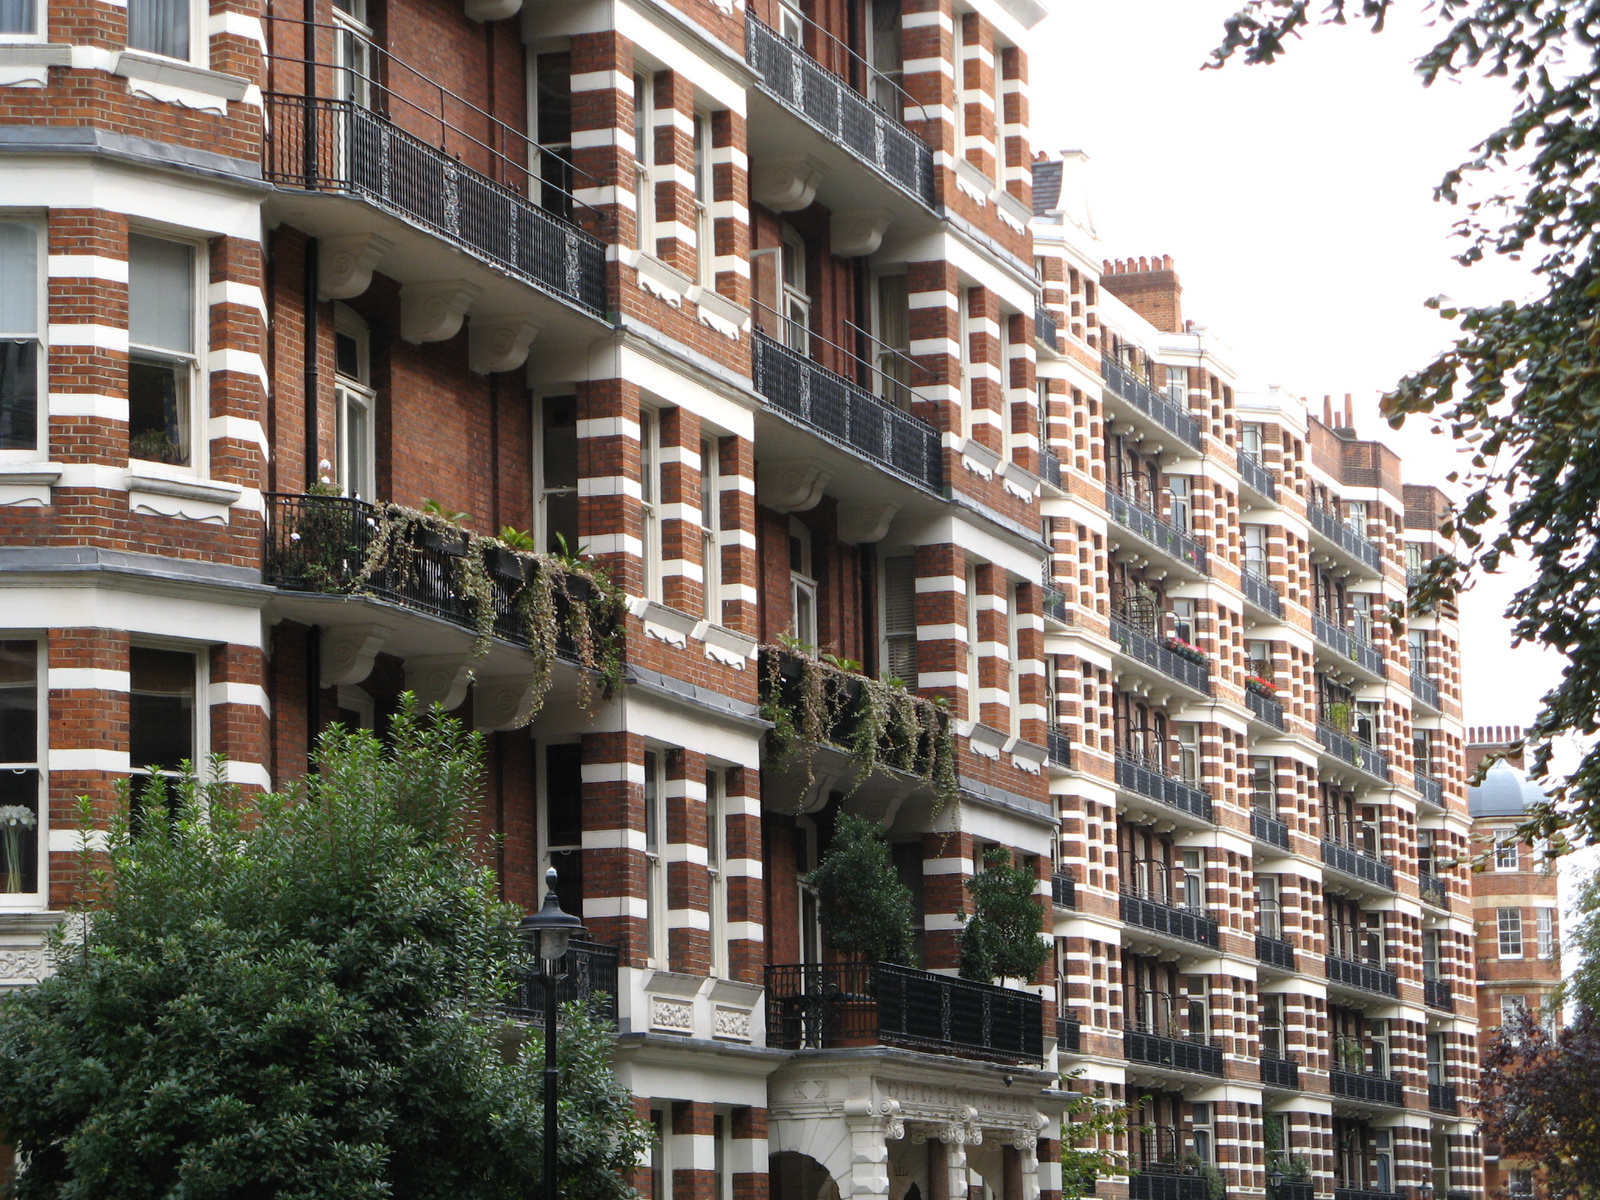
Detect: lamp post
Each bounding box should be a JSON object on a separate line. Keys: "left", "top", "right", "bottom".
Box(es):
{"left": 519, "top": 867, "right": 586, "bottom": 1200}
{"left": 1265, "top": 1166, "right": 1284, "bottom": 1200}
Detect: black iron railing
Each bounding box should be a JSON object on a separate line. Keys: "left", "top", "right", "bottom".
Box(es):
{"left": 1430, "top": 1082, "right": 1459, "bottom": 1113}
{"left": 1308, "top": 504, "right": 1383, "bottom": 571}
{"left": 1425, "top": 978, "right": 1454, "bottom": 1011}
{"left": 1111, "top": 618, "right": 1211, "bottom": 693}
{"left": 1043, "top": 582, "right": 1067, "bottom": 623}
{"left": 1248, "top": 688, "right": 1286, "bottom": 729}
{"left": 1052, "top": 868, "right": 1077, "bottom": 908}
{"left": 1316, "top": 724, "right": 1392, "bottom": 782}
{"left": 752, "top": 331, "right": 942, "bottom": 493}
{"left": 1325, "top": 954, "right": 1400, "bottom": 998}
{"left": 1257, "top": 933, "right": 1297, "bottom": 971}
{"left": 1313, "top": 612, "right": 1385, "bottom": 675}
{"left": 745, "top": 16, "right": 934, "bottom": 205}
{"left": 1242, "top": 569, "right": 1283, "bottom": 618}
{"left": 1411, "top": 671, "right": 1441, "bottom": 710}
{"left": 1101, "top": 356, "right": 1202, "bottom": 449}
{"left": 1106, "top": 490, "right": 1209, "bottom": 574}
{"left": 1123, "top": 1028, "right": 1224, "bottom": 1076}
{"left": 1038, "top": 448, "right": 1063, "bottom": 489}
{"left": 1252, "top": 809, "right": 1290, "bottom": 849}
{"left": 1260, "top": 1048, "right": 1300, "bottom": 1089}
{"left": 1035, "top": 305, "right": 1059, "bottom": 352}
{"left": 1321, "top": 837, "right": 1395, "bottom": 890}
{"left": 764, "top": 961, "right": 1043, "bottom": 1063}
{"left": 1334, "top": 1190, "right": 1403, "bottom": 1200}
{"left": 263, "top": 493, "right": 616, "bottom": 659}
{"left": 1416, "top": 770, "right": 1444, "bottom": 807}
{"left": 1120, "top": 889, "right": 1220, "bottom": 948}
{"left": 1238, "top": 449, "right": 1276, "bottom": 499}
{"left": 1046, "top": 728, "right": 1072, "bottom": 769}
{"left": 505, "top": 940, "right": 619, "bottom": 1023}
{"left": 263, "top": 94, "right": 606, "bottom": 316}
{"left": 1278, "top": 1183, "right": 1314, "bottom": 1200}
{"left": 1419, "top": 872, "right": 1448, "bottom": 908}
{"left": 1056, "top": 1017, "right": 1081, "bottom": 1052}
{"left": 1114, "top": 748, "right": 1213, "bottom": 823}
{"left": 1328, "top": 1065, "right": 1404, "bottom": 1107}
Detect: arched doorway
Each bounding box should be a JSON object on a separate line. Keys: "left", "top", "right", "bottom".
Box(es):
{"left": 771, "top": 1151, "right": 840, "bottom": 1200}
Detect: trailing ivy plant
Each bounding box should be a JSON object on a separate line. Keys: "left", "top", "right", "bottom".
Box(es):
{"left": 804, "top": 812, "right": 917, "bottom": 966}
{"left": 957, "top": 845, "right": 1050, "bottom": 985}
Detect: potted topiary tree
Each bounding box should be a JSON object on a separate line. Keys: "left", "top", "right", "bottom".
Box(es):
{"left": 806, "top": 812, "right": 917, "bottom": 968}
{"left": 958, "top": 847, "right": 1051, "bottom": 986}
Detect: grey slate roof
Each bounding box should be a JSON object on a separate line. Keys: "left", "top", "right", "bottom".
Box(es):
{"left": 1032, "top": 159, "right": 1061, "bottom": 216}
{"left": 1468, "top": 757, "right": 1551, "bottom": 818}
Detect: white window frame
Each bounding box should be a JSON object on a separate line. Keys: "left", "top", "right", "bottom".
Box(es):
{"left": 644, "top": 749, "right": 667, "bottom": 968}
{"left": 0, "top": 217, "right": 43, "bottom": 459}
{"left": 1188, "top": 1100, "right": 1213, "bottom": 1165}
{"left": 700, "top": 435, "right": 721, "bottom": 625}
{"left": 1537, "top": 906, "right": 1556, "bottom": 959}
{"left": 1166, "top": 364, "right": 1187, "bottom": 407}
{"left": 879, "top": 553, "right": 918, "bottom": 686}
{"left": 533, "top": 394, "right": 579, "bottom": 556}
{"left": 779, "top": 226, "right": 809, "bottom": 354}
{"left": 633, "top": 70, "right": 656, "bottom": 254}
{"left": 712, "top": 1112, "right": 733, "bottom": 1200}
{"left": 1494, "top": 829, "right": 1520, "bottom": 871}
{"left": 128, "top": 641, "right": 208, "bottom": 785}
{"left": 706, "top": 766, "right": 727, "bottom": 977}
{"left": 640, "top": 407, "right": 662, "bottom": 602}
{"left": 0, "top": 0, "right": 43, "bottom": 41}
{"left": 1006, "top": 579, "right": 1022, "bottom": 738}
{"left": 0, "top": 635, "right": 45, "bottom": 908}
{"left": 333, "top": 304, "right": 375, "bottom": 501}
{"left": 1498, "top": 907, "right": 1524, "bottom": 959}
{"left": 127, "top": 231, "right": 206, "bottom": 476}
{"left": 125, "top": 0, "right": 206, "bottom": 67}
{"left": 965, "top": 563, "right": 980, "bottom": 722}
{"left": 693, "top": 111, "right": 713, "bottom": 286}
{"left": 650, "top": 1107, "right": 672, "bottom": 1200}
{"left": 1500, "top": 993, "right": 1528, "bottom": 1030}
{"left": 788, "top": 517, "right": 817, "bottom": 649}
{"left": 331, "top": 0, "right": 373, "bottom": 107}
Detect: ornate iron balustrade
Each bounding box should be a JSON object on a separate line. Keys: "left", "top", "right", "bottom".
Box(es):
{"left": 1111, "top": 618, "right": 1212, "bottom": 693}
{"left": 1419, "top": 872, "right": 1448, "bottom": 908}
{"left": 745, "top": 16, "right": 934, "bottom": 205}
{"left": 1425, "top": 978, "right": 1454, "bottom": 1011}
{"left": 765, "top": 961, "right": 1043, "bottom": 1063}
{"left": 1313, "top": 612, "right": 1385, "bottom": 675}
{"left": 1123, "top": 1028, "right": 1224, "bottom": 1076}
{"left": 263, "top": 493, "right": 616, "bottom": 660}
{"left": 1042, "top": 582, "right": 1067, "bottom": 623}
{"left": 1038, "top": 448, "right": 1062, "bottom": 488}
{"left": 752, "top": 331, "right": 942, "bottom": 492}
{"left": 1411, "top": 671, "right": 1441, "bottom": 710}
{"left": 1278, "top": 1184, "right": 1314, "bottom": 1200}
{"left": 1120, "top": 890, "right": 1220, "bottom": 948}
{"left": 1114, "top": 748, "right": 1214, "bottom": 823}
{"left": 1328, "top": 1066, "right": 1404, "bottom": 1107}
{"left": 1334, "top": 1190, "right": 1403, "bottom": 1200}
{"left": 505, "top": 940, "right": 619, "bottom": 1023}
{"left": 1252, "top": 809, "right": 1290, "bottom": 849}
{"left": 1056, "top": 1017, "right": 1081, "bottom": 1053}
{"left": 1260, "top": 1049, "right": 1300, "bottom": 1089}
{"left": 1052, "top": 869, "right": 1077, "bottom": 908}
{"left": 1237, "top": 449, "right": 1277, "bottom": 499}
{"left": 1416, "top": 770, "right": 1444, "bottom": 807}
{"left": 1308, "top": 504, "right": 1383, "bottom": 571}
{"left": 1047, "top": 728, "right": 1072, "bottom": 768}
{"left": 1100, "top": 356, "right": 1203, "bottom": 449}
{"left": 1321, "top": 837, "right": 1395, "bottom": 890}
{"left": 1105, "top": 490, "right": 1209, "bottom": 574}
{"left": 1242, "top": 569, "right": 1283, "bottom": 618}
{"left": 1247, "top": 688, "right": 1286, "bottom": 729}
{"left": 1325, "top": 954, "right": 1400, "bottom": 998}
{"left": 1430, "top": 1082, "right": 1459, "bottom": 1113}
{"left": 1257, "top": 933, "right": 1297, "bottom": 972}
{"left": 1035, "top": 305, "right": 1059, "bottom": 352}
{"left": 263, "top": 94, "right": 606, "bottom": 316}
{"left": 1316, "top": 724, "right": 1392, "bottom": 782}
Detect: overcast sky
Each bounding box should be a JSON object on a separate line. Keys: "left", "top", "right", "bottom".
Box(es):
{"left": 1030, "top": 0, "right": 1566, "bottom": 733}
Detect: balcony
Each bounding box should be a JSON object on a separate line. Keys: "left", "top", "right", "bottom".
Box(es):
{"left": 745, "top": 16, "right": 934, "bottom": 206}
{"left": 1252, "top": 809, "right": 1290, "bottom": 849}
{"left": 1278, "top": 1185, "right": 1314, "bottom": 1200}
{"left": 1429, "top": 1081, "right": 1459, "bottom": 1113}
{"left": 1260, "top": 1048, "right": 1300, "bottom": 1089}
{"left": 1316, "top": 724, "right": 1392, "bottom": 783}
{"left": 1111, "top": 618, "right": 1212, "bottom": 694}
{"left": 1256, "top": 933, "right": 1297, "bottom": 972}
{"left": 1056, "top": 1017, "right": 1081, "bottom": 1053}
{"left": 1106, "top": 490, "right": 1209, "bottom": 576}
{"left": 1329, "top": 1064, "right": 1404, "bottom": 1107}
{"left": 752, "top": 331, "right": 942, "bottom": 493}
{"left": 1128, "top": 1127, "right": 1210, "bottom": 1200}
{"left": 764, "top": 960, "right": 1043, "bottom": 1063}
{"left": 1242, "top": 568, "right": 1284, "bottom": 618}
{"left": 1042, "top": 581, "right": 1067, "bottom": 624}
{"left": 1325, "top": 954, "right": 1400, "bottom": 998}
{"left": 1416, "top": 770, "right": 1444, "bottom": 808}
{"left": 1052, "top": 869, "right": 1077, "bottom": 909}
{"left": 505, "top": 940, "right": 619, "bottom": 1024}
{"left": 1120, "top": 889, "right": 1220, "bottom": 949}
{"left": 1035, "top": 305, "right": 1060, "bottom": 353}
{"left": 1412, "top": 671, "right": 1442, "bottom": 711}
{"left": 263, "top": 94, "right": 606, "bottom": 318}
{"left": 1038, "top": 448, "right": 1063, "bottom": 490}
{"left": 1123, "top": 1027, "right": 1224, "bottom": 1076}
{"left": 1321, "top": 838, "right": 1395, "bottom": 891}
{"left": 1313, "top": 612, "right": 1385, "bottom": 677}
{"left": 1247, "top": 687, "right": 1286, "bottom": 730}
{"left": 1419, "top": 872, "right": 1448, "bottom": 908}
{"left": 1100, "top": 356, "right": 1203, "bottom": 449}
{"left": 1237, "top": 449, "right": 1277, "bottom": 500}
{"left": 1114, "top": 746, "right": 1214, "bottom": 823}
{"left": 1308, "top": 504, "right": 1383, "bottom": 573}
{"left": 1047, "top": 728, "right": 1072, "bottom": 770}
{"left": 1334, "top": 1191, "right": 1402, "bottom": 1200}
{"left": 1425, "top": 978, "right": 1454, "bottom": 1012}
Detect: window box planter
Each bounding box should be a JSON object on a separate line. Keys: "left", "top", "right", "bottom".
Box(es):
{"left": 417, "top": 526, "right": 469, "bottom": 557}
{"left": 488, "top": 546, "right": 530, "bottom": 582}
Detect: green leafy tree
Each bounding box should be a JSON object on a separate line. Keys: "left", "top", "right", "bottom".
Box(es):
{"left": 1211, "top": 1, "right": 1600, "bottom": 846}
{"left": 806, "top": 812, "right": 917, "bottom": 965}
{"left": 958, "top": 847, "right": 1050, "bottom": 984}
{"left": 0, "top": 702, "right": 649, "bottom": 1200}
{"left": 1058, "top": 1075, "right": 1125, "bottom": 1199}
{"left": 1480, "top": 1006, "right": 1600, "bottom": 1199}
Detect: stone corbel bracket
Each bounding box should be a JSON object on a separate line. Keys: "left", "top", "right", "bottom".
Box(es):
{"left": 838, "top": 502, "right": 899, "bottom": 545}
{"left": 319, "top": 624, "right": 393, "bottom": 688}
{"left": 469, "top": 313, "right": 543, "bottom": 375}
{"left": 751, "top": 156, "right": 826, "bottom": 212}
{"left": 319, "top": 233, "right": 393, "bottom": 300}
{"left": 400, "top": 279, "right": 483, "bottom": 344}
{"left": 757, "top": 459, "right": 832, "bottom": 513}
{"left": 473, "top": 676, "right": 540, "bottom": 730}
{"left": 830, "top": 207, "right": 893, "bottom": 258}
{"left": 405, "top": 653, "right": 476, "bottom": 710}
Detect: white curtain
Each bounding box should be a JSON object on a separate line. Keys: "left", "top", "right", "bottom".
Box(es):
{"left": 0, "top": 0, "right": 34, "bottom": 36}
{"left": 129, "top": 235, "right": 193, "bottom": 354}
{"left": 0, "top": 221, "right": 36, "bottom": 336}
{"left": 127, "top": 0, "right": 188, "bottom": 60}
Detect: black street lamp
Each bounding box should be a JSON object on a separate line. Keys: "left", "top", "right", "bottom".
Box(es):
{"left": 1265, "top": 1165, "right": 1284, "bottom": 1199}
{"left": 518, "top": 867, "right": 586, "bottom": 1200}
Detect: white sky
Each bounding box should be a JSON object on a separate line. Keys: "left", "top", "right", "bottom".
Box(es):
{"left": 1031, "top": 0, "right": 1567, "bottom": 733}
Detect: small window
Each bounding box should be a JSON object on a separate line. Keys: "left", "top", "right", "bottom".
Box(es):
{"left": 644, "top": 750, "right": 667, "bottom": 966}
{"left": 536, "top": 395, "right": 579, "bottom": 556}
{"left": 1166, "top": 365, "right": 1186, "bottom": 407}
{"left": 1240, "top": 422, "right": 1262, "bottom": 458}
{"left": 701, "top": 435, "right": 721, "bottom": 624}
{"left": 640, "top": 408, "right": 662, "bottom": 602}
{"left": 650, "top": 1108, "right": 672, "bottom": 1200}
{"left": 128, "top": 235, "right": 200, "bottom": 468}
{"left": 633, "top": 72, "right": 655, "bottom": 253}
{"left": 1500, "top": 993, "right": 1528, "bottom": 1030}
{"left": 0, "top": 0, "right": 40, "bottom": 38}
{"left": 0, "top": 220, "right": 41, "bottom": 451}
{"left": 331, "top": 0, "right": 372, "bottom": 106}
{"left": 693, "top": 112, "right": 713, "bottom": 285}
{"left": 334, "top": 307, "right": 374, "bottom": 501}
{"left": 1494, "top": 830, "right": 1520, "bottom": 871}
{"left": 130, "top": 647, "right": 198, "bottom": 776}
{"left": 1536, "top": 906, "right": 1557, "bottom": 959}
{"left": 535, "top": 52, "right": 575, "bottom": 221}
{"left": 0, "top": 640, "right": 42, "bottom": 898}
{"left": 127, "top": 0, "right": 195, "bottom": 61}
{"left": 1498, "top": 907, "right": 1524, "bottom": 959}
{"left": 713, "top": 1113, "right": 732, "bottom": 1200}
{"left": 707, "top": 767, "right": 727, "bottom": 977}
{"left": 1167, "top": 476, "right": 1191, "bottom": 531}
{"left": 1189, "top": 1100, "right": 1213, "bottom": 1164}
{"left": 789, "top": 519, "right": 817, "bottom": 649}
{"left": 780, "top": 227, "right": 809, "bottom": 354}
{"left": 880, "top": 555, "right": 918, "bottom": 685}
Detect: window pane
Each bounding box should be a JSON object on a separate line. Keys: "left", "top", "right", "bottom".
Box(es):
{"left": 335, "top": 330, "right": 360, "bottom": 379}
{"left": 129, "top": 235, "right": 194, "bottom": 353}
{"left": 0, "top": 341, "right": 38, "bottom": 451}
{"left": 0, "top": 0, "right": 35, "bottom": 33}
{"left": 127, "top": 0, "right": 189, "bottom": 59}
{"left": 0, "top": 640, "right": 37, "bottom": 764}
{"left": 130, "top": 647, "right": 195, "bottom": 770}
{"left": 128, "top": 356, "right": 191, "bottom": 465}
{"left": 545, "top": 742, "right": 582, "bottom": 848}
{"left": 0, "top": 222, "right": 37, "bottom": 334}
{"left": 0, "top": 768, "right": 39, "bottom": 893}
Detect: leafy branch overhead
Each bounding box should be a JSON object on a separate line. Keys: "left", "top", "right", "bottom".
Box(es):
{"left": 1214, "top": 0, "right": 1600, "bottom": 847}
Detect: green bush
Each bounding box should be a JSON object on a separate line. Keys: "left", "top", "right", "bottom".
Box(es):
{"left": 958, "top": 847, "right": 1050, "bottom": 984}
{"left": 805, "top": 812, "right": 917, "bottom": 966}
